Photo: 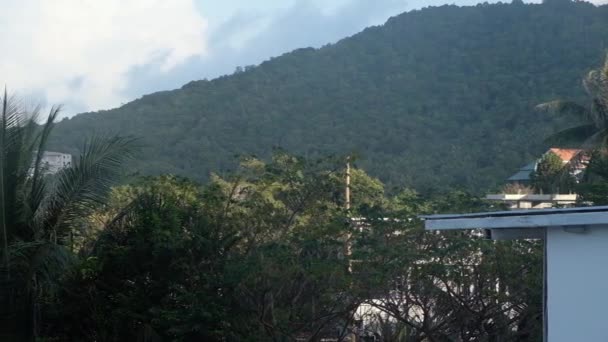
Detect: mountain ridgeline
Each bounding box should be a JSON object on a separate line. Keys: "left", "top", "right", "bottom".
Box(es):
{"left": 50, "top": 1, "right": 608, "bottom": 193}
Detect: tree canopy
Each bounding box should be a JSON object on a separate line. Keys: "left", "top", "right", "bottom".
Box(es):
{"left": 531, "top": 152, "right": 575, "bottom": 193}
{"left": 39, "top": 155, "right": 543, "bottom": 341}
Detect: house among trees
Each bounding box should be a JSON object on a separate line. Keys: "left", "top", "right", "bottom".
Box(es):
{"left": 507, "top": 148, "right": 586, "bottom": 185}
{"left": 487, "top": 148, "right": 588, "bottom": 209}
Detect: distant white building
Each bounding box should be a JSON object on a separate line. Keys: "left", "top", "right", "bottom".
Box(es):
{"left": 40, "top": 151, "right": 72, "bottom": 174}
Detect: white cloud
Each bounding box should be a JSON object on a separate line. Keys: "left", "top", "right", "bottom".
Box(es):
{"left": 1, "top": 0, "right": 606, "bottom": 115}
{"left": 0, "top": 0, "right": 207, "bottom": 114}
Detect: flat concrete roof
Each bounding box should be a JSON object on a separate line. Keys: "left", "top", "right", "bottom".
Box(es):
{"left": 422, "top": 206, "right": 608, "bottom": 231}
{"left": 486, "top": 194, "right": 577, "bottom": 201}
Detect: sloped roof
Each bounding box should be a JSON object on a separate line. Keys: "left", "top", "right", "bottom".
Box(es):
{"left": 506, "top": 149, "right": 585, "bottom": 183}
{"left": 507, "top": 161, "right": 537, "bottom": 181}
{"left": 508, "top": 170, "right": 534, "bottom": 182}
{"left": 547, "top": 148, "right": 583, "bottom": 163}
{"left": 520, "top": 161, "right": 537, "bottom": 171}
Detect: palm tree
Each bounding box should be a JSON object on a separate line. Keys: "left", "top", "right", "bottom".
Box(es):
{"left": 0, "top": 90, "right": 136, "bottom": 341}
{"left": 536, "top": 55, "right": 608, "bottom": 148}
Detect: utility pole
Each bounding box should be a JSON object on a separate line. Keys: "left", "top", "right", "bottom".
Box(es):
{"left": 344, "top": 157, "right": 357, "bottom": 342}
{"left": 345, "top": 157, "right": 353, "bottom": 273}
{"left": 345, "top": 158, "right": 351, "bottom": 211}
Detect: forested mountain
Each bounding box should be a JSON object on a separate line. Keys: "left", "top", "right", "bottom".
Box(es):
{"left": 49, "top": 0, "right": 608, "bottom": 193}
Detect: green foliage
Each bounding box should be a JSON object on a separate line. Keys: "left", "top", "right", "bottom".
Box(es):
{"left": 351, "top": 188, "right": 541, "bottom": 340}
{"left": 349, "top": 168, "right": 386, "bottom": 209}
{"left": 577, "top": 182, "right": 608, "bottom": 204}
{"left": 214, "top": 154, "right": 358, "bottom": 340}
{"left": 531, "top": 152, "right": 574, "bottom": 193}
{"left": 39, "top": 153, "right": 544, "bottom": 341}
{"left": 44, "top": 176, "right": 233, "bottom": 341}
{"left": 577, "top": 150, "right": 608, "bottom": 204}
{"left": 0, "top": 92, "right": 135, "bottom": 340}
{"left": 42, "top": 157, "right": 357, "bottom": 341}
{"left": 49, "top": 1, "right": 608, "bottom": 193}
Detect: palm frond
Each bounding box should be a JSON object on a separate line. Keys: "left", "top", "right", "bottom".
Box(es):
{"left": 589, "top": 98, "right": 608, "bottom": 130}
{"left": 535, "top": 100, "right": 590, "bottom": 120}
{"left": 39, "top": 135, "right": 137, "bottom": 239}
{"left": 584, "top": 58, "right": 608, "bottom": 104}
{"left": 1, "top": 91, "right": 25, "bottom": 146}
{"left": 8, "top": 240, "right": 74, "bottom": 290}
{"left": 544, "top": 124, "right": 597, "bottom": 147}
{"left": 0, "top": 90, "right": 25, "bottom": 274}
{"left": 0, "top": 90, "right": 8, "bottom": 273}
{"left": 583, "top": 56, "right": 608, "bottom": 130}
{"left": 582, "top": 149, "right": 608, "bottom": 181}
{"left": 585, "top": 128, "right": 608, "bottom": 151}
{"left": 541, "top": 56, "right": 608, "bottom": 150}
{"left": 26, "top": 106, "right": 61, "bottom": 227}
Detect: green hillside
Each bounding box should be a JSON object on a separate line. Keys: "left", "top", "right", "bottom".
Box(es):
{"left": 49, "top": 0, "right": 608, "bottom": 193}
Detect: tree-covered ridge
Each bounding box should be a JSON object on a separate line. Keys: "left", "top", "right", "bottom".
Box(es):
{"left": 49, "top": 1, "right": 608, "bottom": 193}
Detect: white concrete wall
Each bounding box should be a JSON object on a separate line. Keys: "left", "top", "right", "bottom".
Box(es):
{"left": 547, "top": 225, "right": 608, "bottom": 342}
{"left": 41, "top": 152, "right": 72, "bottom": 174}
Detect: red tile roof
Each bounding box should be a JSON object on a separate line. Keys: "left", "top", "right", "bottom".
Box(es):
{"left": 547, "top": 148, "right": 583, "bottom": 163}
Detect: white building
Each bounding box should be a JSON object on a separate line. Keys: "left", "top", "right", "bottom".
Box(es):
{"left": 423, "top": 206, "right": 608, "bottom": 342}
{"left": 40, "top": 151, "right": 72, "bottom": 174}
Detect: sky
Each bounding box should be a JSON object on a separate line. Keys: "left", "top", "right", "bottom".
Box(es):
{"left": 1, "top": 0, "right": 606, "bottom": 117}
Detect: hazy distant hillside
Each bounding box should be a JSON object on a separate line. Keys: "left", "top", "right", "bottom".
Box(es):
{"left": 50, "top": 0, "right": 608, "bottom": 193}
